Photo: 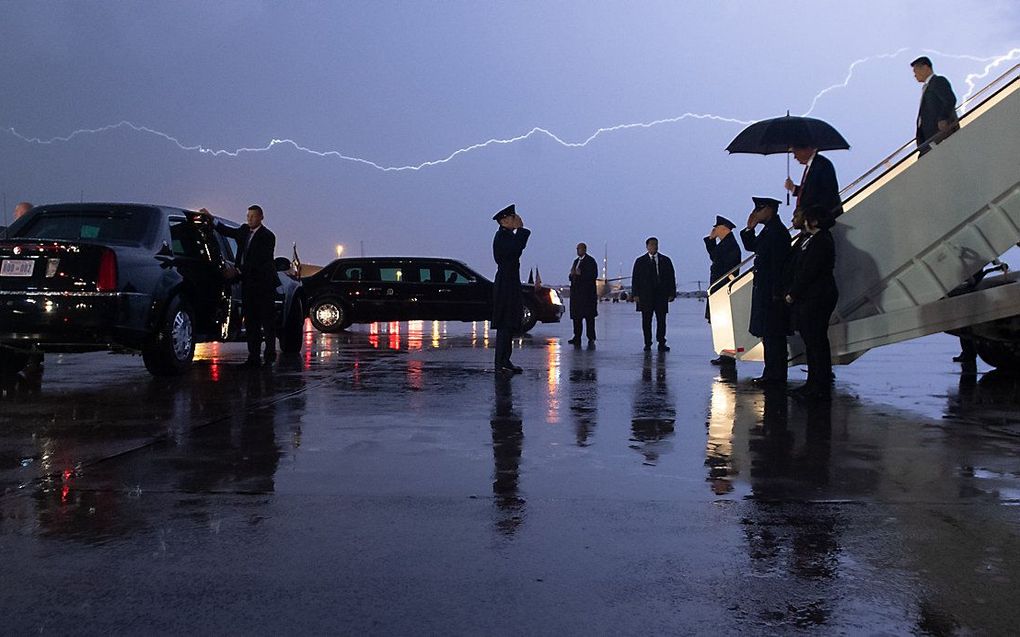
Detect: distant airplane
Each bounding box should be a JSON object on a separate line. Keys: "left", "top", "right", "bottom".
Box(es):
{"left": 596, "top": 243, "right": 630, "bottom": 301}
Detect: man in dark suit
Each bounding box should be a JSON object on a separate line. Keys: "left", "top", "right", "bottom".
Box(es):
{"left": 204, "top": 204, "right": 281, "bottom": 366}
{"left": 912, "top": 56, "right": 959, "bottom": 155}
{"left": 784, "top": 146, "right": 842, "bottom": 219}
{"left": 631, "top": 237, "right": 677, "bottom": 352}
{"left": 491, "top": 204, "right": 531, "bottom": 376}
{"left": 740, "top": 197, "right": 792, "bottom": 385}
{"left": 567, "top": 242, "right": 598, "bottom": 345}
{"left": 704, "top": 215, "right": 741, "bottom": 365}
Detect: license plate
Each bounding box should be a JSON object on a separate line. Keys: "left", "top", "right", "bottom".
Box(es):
{"left": 0, "top": 259, "right": 34, "bottom": 277}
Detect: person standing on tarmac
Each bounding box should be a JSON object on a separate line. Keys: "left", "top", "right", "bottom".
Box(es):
{"left": 491, "top": 204, "right": 530, "bottom": 376}
{"left": 704, "top": 215, "right": 741, "bottom": 366}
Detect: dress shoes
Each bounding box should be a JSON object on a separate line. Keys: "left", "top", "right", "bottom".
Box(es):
{"left": 750, "top": 376, "right": 785, "bottom": 387}
{"left": 657, "top": 343, "right": 670, "bottom": 352}
{"left": 952, "top": 354, "right": 976, "bottom": 363}
{"left": 643, "top": 344, "right": 652, "bottom": 351}
{"left": 567, "top": 338, "right": 580, "bottom": 345}
{"left": 499, "top": 363, "right": 523, "bottom": 374}
{"left": 239, "top": 357, "right": 262, "bottom": 368}
{"left": 263, "top": 351, "right": 277, "bottom": 365}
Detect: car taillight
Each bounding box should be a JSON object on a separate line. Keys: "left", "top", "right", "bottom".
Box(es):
{"left": 97, "top": 250, "right": 118, "bottom": 292}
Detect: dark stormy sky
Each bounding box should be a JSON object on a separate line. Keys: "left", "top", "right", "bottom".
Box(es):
{"left": 2, "top": 1, "right": 1018, "bottom": 285}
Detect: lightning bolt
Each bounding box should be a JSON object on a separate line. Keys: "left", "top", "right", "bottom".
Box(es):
{"left": 955, "top": 47, "right": 1020, "bottom": 102}
{"left": 801, "top": 47, "right": 910, "bottom": 116}
{"left": 4, "top": 47, "right": 1016, "bottom": 171}
{"left": 6, "top": 114, "right": 753, "bottom": 173}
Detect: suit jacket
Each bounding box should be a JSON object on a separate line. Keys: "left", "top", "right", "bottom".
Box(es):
{"left": 215, "top": 222, "right": 281, "bottom": 291}
{"left": 792, "top": 152, "right": 842, "bottom": 218}
{"left": 491, "top": 226, "right": 530, "bottom": 329}
{"left": 740, "top": 216, "right": 791, "bottom": 337}
{"left": 568, "top": 253, "right": 598, "bottom": 319}
{"left": 631, "top": 252, "right": 677, "bottom": 313}
{"left": 916, "top": 74, "right": 959, "bottom": 151}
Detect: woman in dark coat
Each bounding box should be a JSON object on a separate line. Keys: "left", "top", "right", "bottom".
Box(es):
{"left": 785, "top": 204, "right": 838, "bottom": 400}
{"left": 491, "top": 204, "right": 531, "bottom": 375}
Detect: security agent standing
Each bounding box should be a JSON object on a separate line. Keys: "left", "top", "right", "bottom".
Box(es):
{"left": 491, "top": 204, "right": 531, "bottom": 376}
{"left": 202, "top": 205, "right": 281, "bottom": 367}
{"left": 785, "top": 204, "right": 838, "bottom": 400}
{"left": 567, "top": 242, "right": 598, "bottom": 345}
{"left": 704, "top": 215, "right": 741, "bottom": 364}
{"left": 631, "top": 237, "right": 677, "bottom": 351}
{"left": 740, "top": 197, "right": 792, "bottom": 385}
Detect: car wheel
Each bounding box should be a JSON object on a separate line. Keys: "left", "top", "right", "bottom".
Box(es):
{"left": 279, "top": 297, "right": 306, "bottom": 353}
{"left": 310, "top": 298, "right": 351, "bottom": 333}
{"left": 975, "top": 338, "right": 1020, "bottom": 372}
{"left": 143, "top": 297, "right": 196, "bottom": 376}
{"left": 518, "top": 300, "right": 538, "bottom": 333}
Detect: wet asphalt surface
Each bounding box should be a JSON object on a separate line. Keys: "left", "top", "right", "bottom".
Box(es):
{"left": 1, "top": 299, "right": 1018, "bottom": 635}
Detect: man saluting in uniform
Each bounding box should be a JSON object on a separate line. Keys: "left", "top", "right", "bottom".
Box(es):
{"left": 491, "top": 204, "right": 530, "bottom": 376}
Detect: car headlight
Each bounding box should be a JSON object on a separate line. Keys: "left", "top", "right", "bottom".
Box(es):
{"left": 549, "top": 288, "right": 562, "bottom": 305}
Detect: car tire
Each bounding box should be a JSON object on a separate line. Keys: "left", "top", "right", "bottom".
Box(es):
{"left": 279, "top": 297, "right": 306, "bottom": 353}
{"left": 518, "top": 300, "right": 538, "bottom": 333}
{"left": 310, "top": 297, "right": 351, "bottom": 333}
{"left": 975, "top": 338, "right": 1020, "bottom": 372}
{"left": 143, "top": 297, "right": 196, "bottom": 376}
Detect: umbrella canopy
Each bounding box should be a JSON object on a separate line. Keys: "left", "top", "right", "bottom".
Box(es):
{"left": 726, "top": 115, "right": 850, "bottom": 155}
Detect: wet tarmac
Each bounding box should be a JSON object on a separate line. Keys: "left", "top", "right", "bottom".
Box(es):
{"left": 1, "top": 300, "right": 1018, "bottom": 635}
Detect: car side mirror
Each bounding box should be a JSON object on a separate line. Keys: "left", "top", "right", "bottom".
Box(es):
{"left": 275, "top": 256, "right": 292, "bottom": 272}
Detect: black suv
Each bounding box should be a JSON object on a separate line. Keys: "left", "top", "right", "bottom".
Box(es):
{"left": 0, "top": 203, "right": 306, "bottom": 378}
{"left": 302, "top": 257, "right": 564, "bottom": 333}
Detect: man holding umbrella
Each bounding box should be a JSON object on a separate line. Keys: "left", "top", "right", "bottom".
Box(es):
{"left": 784, "top": 145, "right": 843, "bottom": 219}
{"left": 740, "top": 197, "right": 791, "bottom": 385}
{"left": 725, "top": 113, "right": 849, "bottom": 215}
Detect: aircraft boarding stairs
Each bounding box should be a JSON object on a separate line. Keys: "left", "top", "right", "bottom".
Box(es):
{"left": 710, "top": 63, "right": 1020, "bottom": 366}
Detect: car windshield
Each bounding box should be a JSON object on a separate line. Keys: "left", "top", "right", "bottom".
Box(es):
{"left": 14, "top": 208, "right": 156, "bottom": 246}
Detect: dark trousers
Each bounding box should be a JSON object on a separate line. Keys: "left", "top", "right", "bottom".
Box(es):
{"left": 243, "top": 285, "right": 277, "bottom": 359}
{"left": 572, "top": 317, "right": 595, "bottom": 341}
{"left": 796, "top": 299, "right": 835, "bottom": 388}
{"left": 494, "top": 328, "right": 513, "bottom": 368}
{"left": 641, "top": 307, "right": 667, "bottom": 345}
{"left": 959, "top": 336, "right": 976, "bottom": 360}
{"left": 762, "top": 335, "right": 788, "bottom": 381}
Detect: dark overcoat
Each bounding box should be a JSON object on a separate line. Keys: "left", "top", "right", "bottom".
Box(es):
{"left": 916, "top": 74, "right": 958, "bottom": 149}
{"left": 215, "top": 222, "right": 281, "bottom": 292}
{"left": 631, "top": 253, "right": 677, "bottom": 313}
{"left": 793, "top": 153, "right": 842, "bottom": 218}
{"left": 569, "top": 253, "right": 598, "bottom": 320}
{"left": 788, "top": 228, "right": 838, "bottom": 327}
{"left": 492, "top": 226, "right": 530, "bottom": 329}
{"left": 704, "top": 232, "right": 741, "bottom": 320}
{"left": 740, "top": 216, "right": 791, "bottom": 338}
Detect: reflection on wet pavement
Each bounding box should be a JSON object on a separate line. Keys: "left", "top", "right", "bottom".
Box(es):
{"left": 2, "top": 301, "right": 1019, "bottom": 634}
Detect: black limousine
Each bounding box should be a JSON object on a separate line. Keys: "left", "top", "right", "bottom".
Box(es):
{"left": 302, "top": 257, "right": 564, "bottom": 333}
{"left": 0, "top": 203, "right": 306, "bottom": 378}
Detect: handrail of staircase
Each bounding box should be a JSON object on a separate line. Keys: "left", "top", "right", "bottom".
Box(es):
{"left": 710, "top": 62, "right": 1020, "bottom": 293}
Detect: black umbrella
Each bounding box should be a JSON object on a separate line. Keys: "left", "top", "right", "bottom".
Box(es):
{"left": 726, "top": 114, "right": 850, "bottom": 205}
{"left": 725, "top": 115, "right": 850, "bottom": 155}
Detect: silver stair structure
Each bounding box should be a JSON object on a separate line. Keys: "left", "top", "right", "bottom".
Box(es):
{"left": 710, "top": 63, "right": 1020, "bottom": 365}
